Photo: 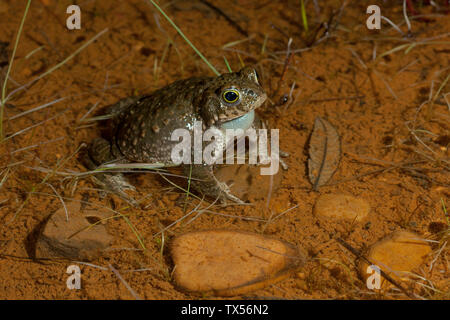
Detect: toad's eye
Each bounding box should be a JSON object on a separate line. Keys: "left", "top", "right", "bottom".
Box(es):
{"left": 222, "top": 89, "right": 240, "bottom": 104}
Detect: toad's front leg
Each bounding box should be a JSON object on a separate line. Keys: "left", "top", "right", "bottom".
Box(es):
{"left": 183, "top": 164, "right": 244, "bottom": 204}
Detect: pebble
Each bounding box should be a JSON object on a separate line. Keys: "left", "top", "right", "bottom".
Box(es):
{"left": 170, "top": 230, "right": 305, "bottom": 296}
{"left": 35, "top": 202, "right": 113, "bottom": 261}
{"left": 359, "top": 231, "right": 431, "bottom": 289}
{"left": 314, "top": 193, "right": 370, "bottom": 222}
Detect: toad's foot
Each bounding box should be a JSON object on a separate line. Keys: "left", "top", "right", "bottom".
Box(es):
{"left": 216, "top": 180, "right": 245, "bottom": 205}
{"left": 184, "top": 164, "right": 245, "bottom": 204}
{"left": 93, "top": 172, "right": 138, "bottom": 207}
{"left": 81, "top": 138, "right": 139, "bottom": 207}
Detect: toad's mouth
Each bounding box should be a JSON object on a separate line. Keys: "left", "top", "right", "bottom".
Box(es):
{"left": 219, "top": 110, "right": 255, "bottom": 131}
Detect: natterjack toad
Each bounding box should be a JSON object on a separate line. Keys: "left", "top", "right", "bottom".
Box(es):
{"left": 83, "top": 67, "right": 267, "bottom": 205}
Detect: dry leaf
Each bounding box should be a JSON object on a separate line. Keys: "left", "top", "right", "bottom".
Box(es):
{"left": 308, "top": 117, "right": 341, "bottom": 190}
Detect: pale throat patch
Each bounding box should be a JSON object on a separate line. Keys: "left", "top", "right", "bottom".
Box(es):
{"left": 219, "top": 110, "right": 255, "bottom": 131}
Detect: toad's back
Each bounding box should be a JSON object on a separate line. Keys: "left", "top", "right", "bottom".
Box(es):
{"left": 112, "top": 77, "right": 212, "bottom": 163}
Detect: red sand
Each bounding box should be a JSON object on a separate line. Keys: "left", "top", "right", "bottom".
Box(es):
{"left": 0, "top": 0, "right": 448, "bottom": 299}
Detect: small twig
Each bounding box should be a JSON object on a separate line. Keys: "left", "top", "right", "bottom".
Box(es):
{"left": 273, "top": 38, "right": 293, "bottom": 98}
{"left": 326, "top": 166, "right": 397, "bottom": 186}
{"left": 305, "top": 95, "right": 365, "bottom": 104}
{"left": 335, "top": 237, "right": 415, "bottom": 299}
{"left": 198, "top": 0, "right": 248, "bottom": 37}
{"left": 331, "top": 0, "right": 349, "bottom": 32}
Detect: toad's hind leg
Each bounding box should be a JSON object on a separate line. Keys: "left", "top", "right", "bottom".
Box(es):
{"left": 82, "top": 137, "right": 138, "bottom": 207}
{"left": 184, "top": 164, "right": 244, "bottom": 204}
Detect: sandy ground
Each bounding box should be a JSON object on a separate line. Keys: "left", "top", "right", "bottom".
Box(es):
{"left": 0, "top": 0, "right": 448, "bottom": 299}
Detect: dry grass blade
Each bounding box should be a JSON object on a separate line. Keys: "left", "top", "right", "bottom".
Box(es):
{"left": 0, "top": 168, "right": 10, "bottom": 190}
{"left": 9, "top": 97, "right": 67, "bottom": 121}
{"left": 0, "top": 0, "right": 31, "bottom": 140}
{"left": 308, "top": 117, "right": 341, "bottom": 190}
{"left": 108, "top": 264, "right": 143, "bottom": 300}
{"left": 4, "top": 28, "right": 109, "bottom": 103}
{"left": 152, "top": 196, "right": 206, "bottom": 238}
{"left": 147, "top": 0, "right": 219, "bottom": 76}
{"left": 4, "top": 109, "right": 67, "bottom": 141}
